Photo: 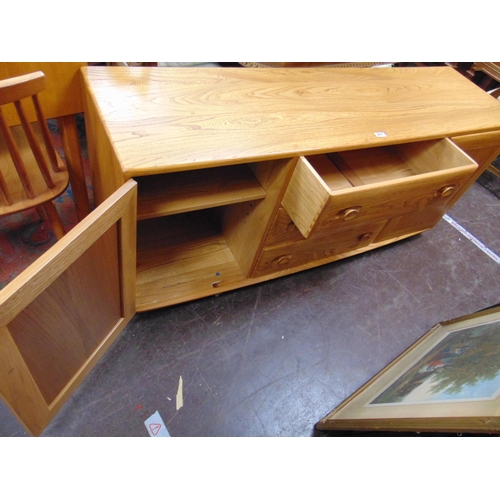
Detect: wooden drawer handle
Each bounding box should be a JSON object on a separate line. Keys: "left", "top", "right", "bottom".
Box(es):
{"left": 272, "top": 254, "right": 292, "bottom": 266}
{"left": 437, "top": 185, "right": 456, "bottom": 197}
{"left": 339, "top": 207, "right": 361, "bottom": 221}
{"left": 358, "top": 232, "right": 373, "bottom": 242}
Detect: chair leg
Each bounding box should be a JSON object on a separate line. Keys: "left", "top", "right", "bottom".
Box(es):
{"left": 42, "top": 201, "right": 65, "bottom": 240}
{"left": 36, "top": 206, "right": 47, "bottom": 220}
{"left": 58, "top": 115, "right": 91, "bottom": 221}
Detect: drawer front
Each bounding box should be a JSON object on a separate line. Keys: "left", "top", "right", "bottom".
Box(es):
{"left": 281, "top": 156, "right": 330, "bottom": 238}
{"left": 315, "top": 165, "right": 476, "bottom": 233}
{"left": 253, "top": 220, "right": 387, "bottom": 277}
{"left": 374, "top": 207, "right": 445, "bottom": 242}
{"left": 264, "top": 207, "right": 304, "bottom": 247}
{"left": 282, "top": 139, "right": 477, "bottom": 239}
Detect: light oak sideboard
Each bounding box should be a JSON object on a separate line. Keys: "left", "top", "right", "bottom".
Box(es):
{"left": 81, "top": 66, "right": 500, "bottom": 312}
{"left": 3, "top": 66, "right": 500, "bottom": 435}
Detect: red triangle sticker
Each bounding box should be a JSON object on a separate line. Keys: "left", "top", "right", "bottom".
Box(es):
{"left": 149, "top": 423, "right": 162, "bottom": 435}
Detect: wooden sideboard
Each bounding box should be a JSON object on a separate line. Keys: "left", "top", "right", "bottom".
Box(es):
{"left": 4, "top": 66, "right": 500, "bottom": 435}
{"left": 81, "top": 66, "right": 500, "bottom": 312}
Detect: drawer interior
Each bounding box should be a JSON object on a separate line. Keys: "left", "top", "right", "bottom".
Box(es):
{"left": 282, "top": 138, "right": 477, "bottom": 238}
{"left": 307, "top": 138, "right": 477, "bottom": 191}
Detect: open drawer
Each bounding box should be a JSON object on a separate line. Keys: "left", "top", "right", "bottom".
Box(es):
{"left": 282, "top": 139, "right": 477, "bottom": 238}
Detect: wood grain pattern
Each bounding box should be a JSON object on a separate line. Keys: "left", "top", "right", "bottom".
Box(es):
{"left": 0, "top": 325, "right": 50, "bottom": 435}
{"left": 451, "top": 130, "right": 500, "bottom": 196}
{"left": 8, "top": 225, "right": 121, "bottom": 404}
{"left": 317, "top": 165, "right": 476, "bottom": 232}
{"left": 81, "top": 66, "right": 500, "bottom": 176}
{"left": 283, "top": 139, "right": 477, "bottom": 238}
{"left": 282, "top": 156, "right": 330, "bottom": 237}
{"left": 136, "top": 212, "right": 246, "bottom": 310}
{"left": 221, "top": 158, "right": 297, "bottom": 276}
{"left": 0, "top": 71, "right": 46, "bottom": 106}
{"left": 253, "top": 220, "right": 387, "bottom": 277}
{"left": 261, "top": 207, "right": 304, "bottom": 247}
{"left": 374, "top": 207, "right": 444, "bottom": 242}
{"left": 0, "top": 180, "right": 136, "bottom": 324}
{"left": 81, "top": 67, "right": 500, "bottom": 311}
{"left": 82, "top": 73, "right": 126, "bottom": 205}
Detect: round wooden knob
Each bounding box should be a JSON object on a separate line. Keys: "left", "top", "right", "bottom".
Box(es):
{"left": 340, "top": 207, "right": 361, "bottom": 221}
{"left": 272, "top": 254, "right": 292, "bottom": 266}
{"left": 358, "top": 232, "right": 373, "bottom": 242}
{"left": 438, "top": 185, "right": 456, "bottom": 197}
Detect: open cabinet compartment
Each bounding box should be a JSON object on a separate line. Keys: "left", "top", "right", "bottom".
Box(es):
{"left": 133, "top": 158, "right": 295, "bottom": 311}
{"left": 133, "top": 162, "right": 269, "bottom": 312}
{"left": 135, "top": 163, "right": 267, "bottom": 220}
{"left": 135, "top": 206, "right": 251, "bottom": 311}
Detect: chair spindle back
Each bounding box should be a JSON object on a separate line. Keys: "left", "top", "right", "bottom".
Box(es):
{"left": 0, "top": 71, "right": 61, "bottom": 205}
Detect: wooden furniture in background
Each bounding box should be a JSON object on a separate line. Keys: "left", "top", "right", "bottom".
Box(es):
{"left": 0, "top": 180, "right": 136, "bottom": 435}
{"left": 0, "top": 71, "right": 70, "bottom": 239}
{"left": 81, "top": 66, "right": 500, "bottom": 312}
{"left": 468, "top": 62, "right": 500, "bottom": 93}
{"left": 468, "top": 63, "right": 500, "bottom": 101}
{"left": 0, "top": 62, "right": 90, "bottom": 220}
{"left": 239, "top": 62, "right": 395, "bottom": 68}
{"left": 109, "top": 62, "right": 158, "bottom": 67}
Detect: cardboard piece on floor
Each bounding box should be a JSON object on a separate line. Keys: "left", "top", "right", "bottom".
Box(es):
{"left": 176, "top": 376, "right": 183, "bottom": 410}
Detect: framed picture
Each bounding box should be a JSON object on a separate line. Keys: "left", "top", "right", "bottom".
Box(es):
{"left": 317, "top": 305, "right": 500, "bottom": 434}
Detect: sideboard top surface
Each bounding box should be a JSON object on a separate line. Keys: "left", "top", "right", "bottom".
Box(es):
{"left": 81, "top": 66, "right": 500, "bottom": 175}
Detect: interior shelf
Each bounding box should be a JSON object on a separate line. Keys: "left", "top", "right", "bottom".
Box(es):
{"left": 136, "top": 163, "right": 266, "bottom": 220}
{"left": 135, "top": 210, "right": 247, "bottom": 311}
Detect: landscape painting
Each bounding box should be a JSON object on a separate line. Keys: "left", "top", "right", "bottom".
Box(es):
{"left": 369, "top": 320, "right": 500, "bottom": 406}
{"left": 317, "top": 306, "right": 500, "bottom": 433}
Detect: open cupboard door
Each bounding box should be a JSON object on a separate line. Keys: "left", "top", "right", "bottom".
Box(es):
{"left": 0, "top": 180, "right": 137, "bottom": 435}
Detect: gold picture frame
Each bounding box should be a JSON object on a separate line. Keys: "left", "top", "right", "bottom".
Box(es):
{"left": 317, "top": 305, "right": 500, "bottom": 434}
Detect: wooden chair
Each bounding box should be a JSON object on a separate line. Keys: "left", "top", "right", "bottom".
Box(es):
{"left": 0, "top": 62, "right": 90, "bottom": 221}
{"left": 0, "top": 71, "right": 69, "bottom": 239}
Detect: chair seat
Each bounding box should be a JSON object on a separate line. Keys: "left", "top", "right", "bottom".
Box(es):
{"left": 0, "top": 122, "right": 68, "bottom": 216}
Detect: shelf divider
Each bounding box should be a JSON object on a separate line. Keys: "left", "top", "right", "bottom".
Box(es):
{"left": 136, "top": 164, "right": 266, "bottom": 220}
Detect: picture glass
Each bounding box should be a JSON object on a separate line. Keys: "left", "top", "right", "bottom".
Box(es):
{"left": 368, "top": 321, "right": 500, "bottom": 406}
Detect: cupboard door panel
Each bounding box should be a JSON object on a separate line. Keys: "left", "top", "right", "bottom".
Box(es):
{"left": 8, "top": 224, "right": 121, "bottom": 405}
{"left": 0, "top": 180, "right": 137, "bottom": 435}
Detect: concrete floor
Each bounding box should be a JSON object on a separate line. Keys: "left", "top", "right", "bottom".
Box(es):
{"left": 1, "top": 172, "right": 500, "bottom": 437}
